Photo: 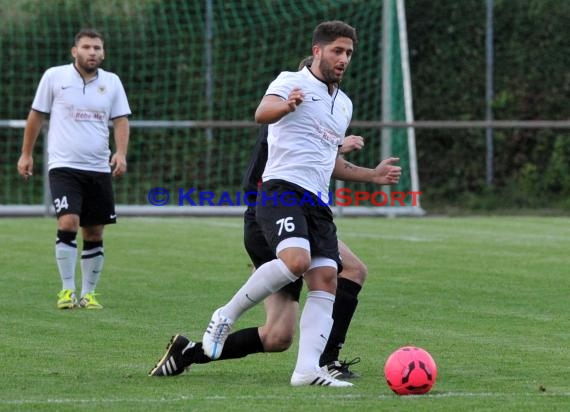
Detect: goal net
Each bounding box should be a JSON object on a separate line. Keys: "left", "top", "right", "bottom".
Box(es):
{"left": 0, "top": 0, "right": 422, "bottom": 216}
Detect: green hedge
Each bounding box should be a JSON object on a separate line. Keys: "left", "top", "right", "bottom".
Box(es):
{"left": 407, "top": 0, "right": 570, "bottom": 209}
{"left": 1, "top": 0, "right": 568, "bottom": 209}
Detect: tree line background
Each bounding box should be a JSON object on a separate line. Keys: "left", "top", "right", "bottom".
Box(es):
{"left": 1, "top": 0, "right": 568, "bottom": 211}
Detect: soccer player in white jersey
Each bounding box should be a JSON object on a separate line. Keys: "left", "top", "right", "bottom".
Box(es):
{"left": 196, "top": 20, "right": 398, "bottom": 387}
{"left": 149, "top": 126, "right": 401, "bottom": 380}
{"left": 17, "top": 28, "right": 131, "bottom": 310}
{"left": 149, "top": 58, "right": 401, "bottom": 381}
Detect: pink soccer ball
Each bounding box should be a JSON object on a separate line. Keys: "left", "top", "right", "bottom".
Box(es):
{"left": 384, "top": 346, "right": 438, "bottom": 395}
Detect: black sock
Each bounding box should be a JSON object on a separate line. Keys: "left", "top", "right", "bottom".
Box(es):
{"left": 83, "top": 240, "right": 103, "bottom": 253}
{"left": 320, "top": 278, "right": 361, "bottom": 365}
{"left": 56, "top": 230, "right": 77, "bottom": 247}
{"left": 192, "top": 327, "right": 264, "bottom": 364}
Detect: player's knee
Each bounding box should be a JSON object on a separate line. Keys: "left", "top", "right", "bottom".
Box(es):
{"left": 282, "top": 254, "right": 310, "bottom": 276}
{"left": 305, "top": 266, "right": 337, "bottom": 293}
{"left": 354, "top": 260, "right": 368, "bottom": 283}
{"left": 57, "top": 214, "right": 79, "bottom": 232}
{"left": 341, "top": 260, "right": 368, "bottom": 285}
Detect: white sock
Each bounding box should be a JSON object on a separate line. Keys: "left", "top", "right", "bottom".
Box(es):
{"left": 80, "top": 244, "right": 104, "bottom": 296}
{"left": 293, "top": 290, "right": 335, "bottom": 375}
{"left": 221, "top": 258, "right": 297, "bottom": 321}
{"left": 55, "top": 242, "right": 77, "bottom": 291}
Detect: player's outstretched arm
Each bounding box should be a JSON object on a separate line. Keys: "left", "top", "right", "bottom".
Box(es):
{"left": 332, "top": 156, "right": 401, "bottom": 185}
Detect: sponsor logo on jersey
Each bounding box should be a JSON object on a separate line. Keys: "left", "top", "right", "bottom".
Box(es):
{"left": 73, "top": 109, "right": 106, "bottom": 122}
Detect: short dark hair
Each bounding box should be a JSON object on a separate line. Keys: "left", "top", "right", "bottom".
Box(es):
{"left": 74, "top": 28, "right": 104, "bottom": 45}
{"left": 312, "top": 21, "right": 357, "bottom": 47}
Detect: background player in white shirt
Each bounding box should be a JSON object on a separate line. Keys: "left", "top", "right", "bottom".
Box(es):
{"left": 17, "top": 28, "right": 131, "bottom": 310}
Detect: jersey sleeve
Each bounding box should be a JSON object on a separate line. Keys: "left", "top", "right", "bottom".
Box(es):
{"left": 31, "top": 69, "right": 55, "bottom": 114}
{"left": 110, "top": 74, "right": 132, "bottom": 119}
{"left": 264, "top": 71, "right": 299, "bottom": 100}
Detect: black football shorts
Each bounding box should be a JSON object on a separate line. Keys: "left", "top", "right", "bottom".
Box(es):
{"left": 49, "top": 167, "right": 116, "bottom": 226}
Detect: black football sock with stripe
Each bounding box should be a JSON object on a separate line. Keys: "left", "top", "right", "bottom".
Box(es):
{"left": 320, "top": 277, "right": 361, "bottom": 366}
{"left": 80, "top": 240, "right": 104, "bottom": 296}
{"left": 55, "top": 230, "right": 78, "bottom": 291}
{"left": 186, "top": 327, "right": 264, "bottom": 364}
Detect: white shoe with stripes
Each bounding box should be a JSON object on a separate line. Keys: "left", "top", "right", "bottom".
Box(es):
{"left": 291, "top": 367, "right": 354, "bottom": 387}
{"left": 202, "top": 308, "right": 233, "bottom": 360}
{"left": 149, "top": 334, "right": 196, "bottom": 376}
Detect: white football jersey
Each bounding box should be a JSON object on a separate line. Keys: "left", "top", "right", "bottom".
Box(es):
{"left": 262, "top": 67, "right": 352, "bottom": 203}
{"left": 31, "top": 64, "right": 131, "bottom": 172}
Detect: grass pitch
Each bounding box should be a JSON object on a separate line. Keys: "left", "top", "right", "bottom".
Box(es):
{"left": 1, "top": 216, "right": 569, "bottom": 411}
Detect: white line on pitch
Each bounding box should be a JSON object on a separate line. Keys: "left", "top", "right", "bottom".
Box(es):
{"left": 2, "top": 392, "right": 569, "bottom": 405}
